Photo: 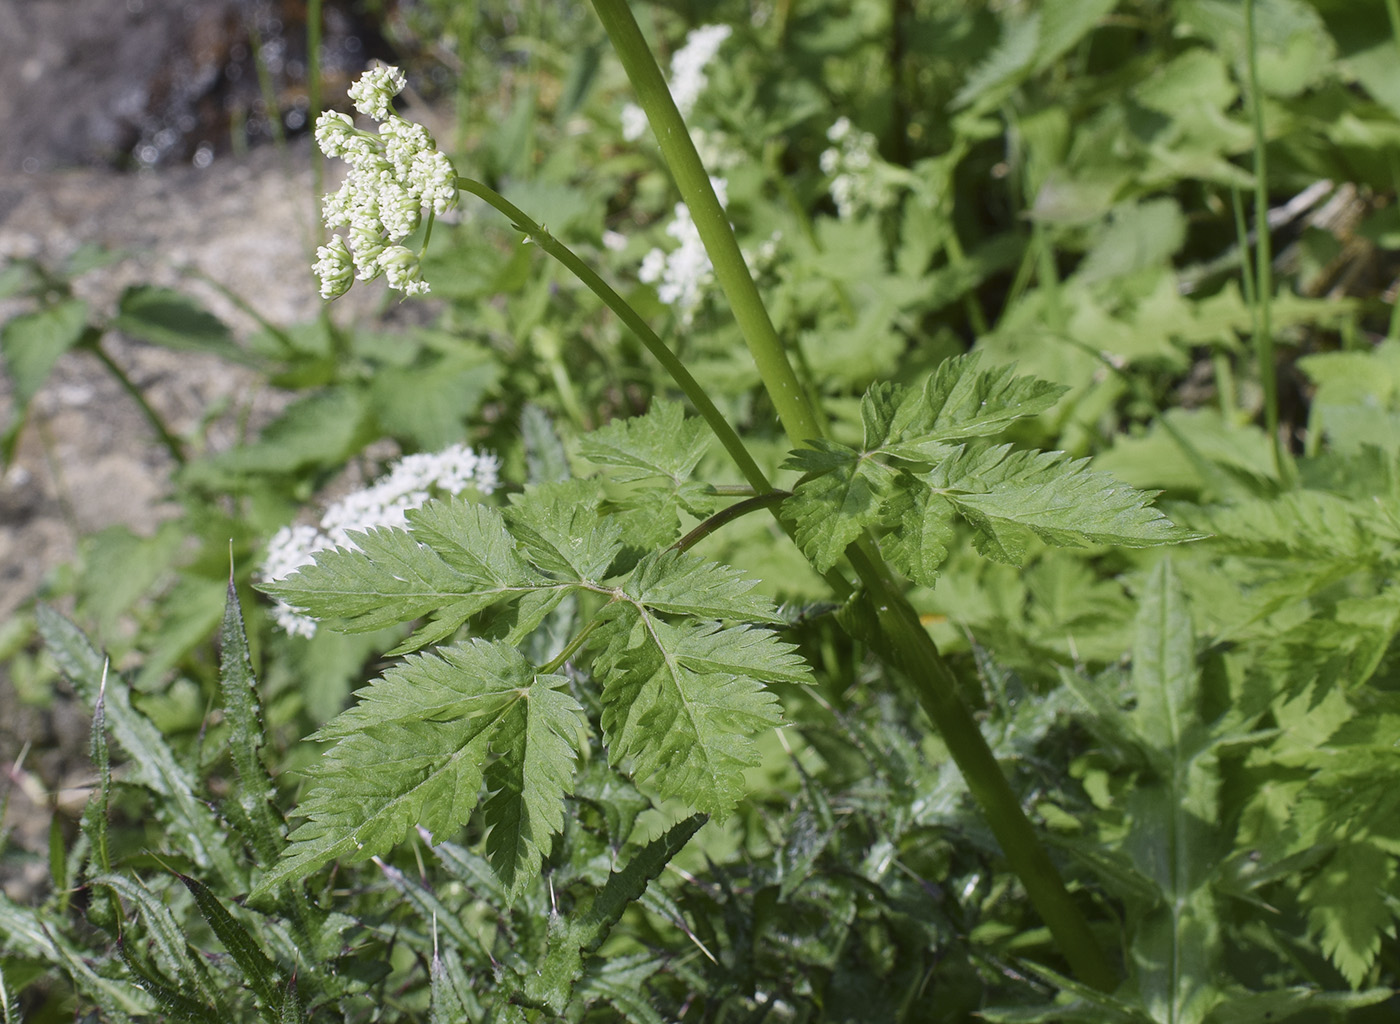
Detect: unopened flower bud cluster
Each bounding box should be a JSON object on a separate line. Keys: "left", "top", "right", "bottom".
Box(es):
{"left": 313, "top": 64, "right": 457, "bottom": 299}
{"left": 261, "top": 444, "right": 501, "bottom": 637}
{"left": 820, "top": 117, "right": 899, "bottom": 219}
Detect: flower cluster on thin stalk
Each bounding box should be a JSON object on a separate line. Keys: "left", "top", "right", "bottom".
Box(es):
{"left": 313, "top": 64, "right": 458, "bottom": 299}
{"left": 261, "top": 444, "right": 501, "bottom": 637}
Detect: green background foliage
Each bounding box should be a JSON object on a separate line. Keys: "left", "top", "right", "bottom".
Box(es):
{"left": 4, "top": 0, "right": 1400, "bottom": 1020}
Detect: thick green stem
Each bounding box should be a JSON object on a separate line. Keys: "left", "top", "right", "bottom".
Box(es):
{"left": 846, "top": 539, "right": 1117, "bottom": 992}
{"left": 590, "top": 0, "right": 1115, "bottom": 990}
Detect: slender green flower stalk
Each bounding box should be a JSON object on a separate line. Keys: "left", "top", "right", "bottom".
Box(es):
{"left": 589, "top": 0, "right": 1116, "bottom": 991}
{"left": 453, "top": 177, "right": 774, "bottom": 498}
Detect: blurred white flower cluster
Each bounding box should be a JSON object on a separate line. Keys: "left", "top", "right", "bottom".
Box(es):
{"left": 621, "top": 23, "right": 733, "bottom": 141}
{"left": 820, "top": 117, "right": 898, "bottom": 219}
{"left": 638, "top": 177, "right": 728, "bottom": 326}
{"left": 261, "top": 444, "right": 501, "bottom": 637}
{"left": 313, "top": 64, "right": 458, "bottom": 299}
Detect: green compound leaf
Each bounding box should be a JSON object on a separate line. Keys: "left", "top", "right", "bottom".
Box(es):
{"left": 591, "top": 608, "right": 790, "bottom": 817}
{"left": 622, "top": 549, "right": 783, "bottom": 623}
{"left": 883, "top": 352, "right": 1067, "bottom": 455}
{"left": 505, "top": 480, "right": 623, "bottom": 580}
{"left": 789, "top": 433, "right": 1197, "bottom": 582}
{"left": 930, "top": 444, "right": 1206, "bottom": 555}
{"left": 259, "top": 525, "right": 493, "bottom": 634}
{"left": 253, "top": 639, "right": 585, "bottom": 900}
{"left": 577, "top": 398, "right": 710, "bottom": 482}
{"left": 260, "top": 498, "right": 578, "bottom": 654}
{"left": 482, "top": 680, "right": 589, "bottom": 893}
{"left": 1303, "top": 840, "right": 1397, "bottom": 989}
{"left": 881, "top": 488, "right": 956, "bottom": 588}
{"left": 784, "top": 439, "right": 901, "bottom": 573}
{"left": 406, "top": 499, "right": 538, "bottom": 584}
{"left": 784, "top": 356, "right": 1074, "bottom": 574}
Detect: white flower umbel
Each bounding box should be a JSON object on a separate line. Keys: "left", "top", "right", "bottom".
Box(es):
{"left": 620, "top": 23, "right": 731, "bottom": 141}
{"left": 670, "top": 24, "right": 732, "bottom": 115}
{"left": 261, "top": 444, "right": 501, "bottom": 637}
{"left": 314, "top": 63, "right": 457, "bottom": 298}
{"left": 819, "top": 117, "right": 899, "bottom": 219}
{"left": 637, "top": 177, "right": 728, "bottom": 327}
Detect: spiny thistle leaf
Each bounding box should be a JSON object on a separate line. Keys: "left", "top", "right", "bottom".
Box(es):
{"left": 430, "top": 946, "right": 475, "bottom": 1024}
{"left": 577, "top": 399, "right": 710, "bottom": 482}
{"left": 37, "top": 606, "right": 240, "bottom": 884}
{"left": 218, "top": 579, "right": 284, "bottom": 865}
{"left": 252, "top": 640, "right": 584, "bottom": 900}
{"left": 177, "top": 873, "right": 282, "bottom": 1013}
{"left": 92, "top": 874, "right": 220, "bottom": 1009}
{"left": 528, "top": 814, "right": 705, "bottom": 1012}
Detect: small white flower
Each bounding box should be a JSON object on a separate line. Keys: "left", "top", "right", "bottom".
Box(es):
{"left": 348, "top": 63, "right": 406, "bottom": 120}
{"left": 820, "top": 117, "right": 897, "bottom": 219}
{"left": 314, "top": 111, "right": 357, "bottom": 156}
{"left": 379, "top": 245, "right": 429, "bottom": 296}
{"left": 261, "top": 444, "right": 502, "bottom": 637}
{"left": 313, "top": 236, "right": 354, "bottom": 299}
